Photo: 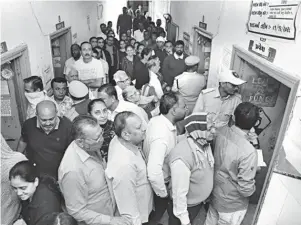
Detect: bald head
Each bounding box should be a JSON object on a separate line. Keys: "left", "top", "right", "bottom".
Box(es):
{"left": 36, "top": 100, "right": 57, "bottom": 116}
{"left": 36, "top": 100, "right": 58, "bottom": 133}
{"left": 67, "top": 68, "right": 79, "bottom": 83}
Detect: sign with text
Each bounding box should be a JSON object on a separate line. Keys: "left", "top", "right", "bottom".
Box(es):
{"left": 56, "top": 21, "right": 65, "bottom": 31}
{"left": 248, "top": 40, "right": 277, "bottom": 62}
{"left": 241, "top": 66, "right": 281, "bottom": 107}
{"left": 247, "top": 0, "right": 300, "bottom": 40}
{"left": 199, "top": 21, "right": 207, "bottom": 30}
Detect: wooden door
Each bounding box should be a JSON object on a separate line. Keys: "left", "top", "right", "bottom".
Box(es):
{"left": 1, "top": 63, "right": 22, "bottom": 150}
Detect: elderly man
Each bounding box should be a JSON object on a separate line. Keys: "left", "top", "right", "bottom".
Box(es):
{"left": 50, "top": 77, "right": 73, "bottom": 117}
{"left": 106, "top": 112, "right": 153, "bottom": 225}
{"left": 17, "top": 100, "right": 72, "bottom": 179}
{"left": 58, "top": 115, "right": 131, "bottom": 225}
{"left": 23, "top": 76, "right": 54, "bottom": 119}
{"left": 193, "top": 69, "right": 246, "bottom": 129}
{"left": 74, "top": 42, "right": 105, "bottom": 99}
{"left": 143, "top": 92, "right": 187, "bottom": 224}
{"left": 204, "top": 102, "right": 259, "bottom": 225}
{"left": 66, "top": 68, "right": 79, "bottom": 84}
{"left": 64, "top": 44, "right": 82, "bottom": 76}
{"left": 65, "top": 80, "right": 90, "bottom": 121}
{"left": 98, "top": 83, "right": 149, "bottom": 125}
{"left": 172, "top": 56, "right": 206, "bottom": 114}
{"left": 168, "top": 113, "right": 215, "bottom": 225}
{"left": 113, "top": 70, "right": 131, "bottom": 101}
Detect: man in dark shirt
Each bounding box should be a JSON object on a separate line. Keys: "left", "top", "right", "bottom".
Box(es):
{"left": 17, "top": 100, "right": 72, "bottom": 179}
{"left": 133, "top": 47, "right": 152, "bottom": 89}
{"left": 133, "top": 10, "right": 146, "bottom": 31}
{"left": 156, "top": 19, "right": 165, "bottom": 35}
{"left": 162, "top": 40, "right": 188, "bottom": 87}
{"left": 117, "top": 7, "right": 132, "bottom": 39}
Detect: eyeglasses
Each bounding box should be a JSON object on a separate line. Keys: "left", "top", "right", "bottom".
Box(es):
{"left": 119, "top": 78, "right": 130, "bottom": 84}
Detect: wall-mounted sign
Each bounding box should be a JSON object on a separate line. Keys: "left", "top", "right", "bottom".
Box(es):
{"left": 248, "top": 40, "right": 276, "bottom": 62}
{"left": 56, "top": 21, "right": 65, "bottom": 31}
{"left": 199, "top": 21, "right": 207, "bottom": 30}
{"left": 247, "top": 0, "right": 300, "bottom": 40}
{"left": 183, "top": 32, "right": 190, "bottom": 55}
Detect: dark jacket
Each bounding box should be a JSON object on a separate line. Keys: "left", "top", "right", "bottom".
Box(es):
{"left": 21, "top": 181, "right": 62, "bottom": 225}
{"left": 117, "top": 14, "right": 132, "bottom": 33}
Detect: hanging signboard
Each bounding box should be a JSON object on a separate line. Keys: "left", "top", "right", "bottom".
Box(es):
{"left": 248, "top": 40, "right": 277, "bottom": 62}
{"left": 247, "top": 0, "right": 300, "bottom": 40}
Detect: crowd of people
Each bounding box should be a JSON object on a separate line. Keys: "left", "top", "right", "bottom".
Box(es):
{"left": 2, "top": 5, "right": 263, "bottom": 225}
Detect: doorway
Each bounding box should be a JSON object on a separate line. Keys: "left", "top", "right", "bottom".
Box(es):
{"left": 50, "top": 27, "right": 72, "bottom": 78}
{"left": 127, "top": 0, "right": 149, "bottom": 15}
{"left": 192, "top": 26, "right": 213, "bottom": 82}
{"left": 1, "top": 44, "right": 31, "bottom": 150}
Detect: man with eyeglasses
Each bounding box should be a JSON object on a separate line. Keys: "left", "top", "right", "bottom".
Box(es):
{"left": 59, "top": 115, "right": 131, "bottom": 225}
{"left": 113, "top": 70, "right": 131, "bottom": 101}
{"left": 193, "top": 69, "right": 246, "bottom": 130}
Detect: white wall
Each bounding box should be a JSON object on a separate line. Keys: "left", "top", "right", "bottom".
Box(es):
{"left": 170, "top": 0, "right": 301, "bottom": 87}
{"left": 168, "top": 1, "right": 301, "bottom": 224}
{"left": 1, "top": 1, "right": 99, "bottom": 85}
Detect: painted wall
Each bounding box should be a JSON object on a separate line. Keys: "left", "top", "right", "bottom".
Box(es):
{"left": 168, "top": 1, "right": 301, "bottom": 224}
{"left": 170, "top": 0, "right": 301, "bottom": 87}
{"left": 1, "top": 1, "right": 99, "bottom": 85}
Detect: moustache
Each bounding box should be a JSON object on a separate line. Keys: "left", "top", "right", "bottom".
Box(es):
{"left": 85, "top": 53, "right": 91, "bottom": 56}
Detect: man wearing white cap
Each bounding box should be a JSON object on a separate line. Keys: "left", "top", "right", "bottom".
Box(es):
{"left": 172, "top": 55, "right": 206, "bottom": 114}
{"left": 154, "top": 36, "right": 168, "bottom": 69}
{"left": 114, "top": 70, "right": 131, "bottom": 101}
{"left": 193, "top": 69, "right": 246, "bottom": 129}
{"left": 64, "top": 80, "right": 90, "bottom": 121}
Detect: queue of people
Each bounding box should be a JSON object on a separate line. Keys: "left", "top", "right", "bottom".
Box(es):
{"left": 1, "top": 5, "right": 263, "bottom": 225}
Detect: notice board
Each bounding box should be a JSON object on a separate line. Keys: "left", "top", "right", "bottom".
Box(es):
{"left": 247, "top": 0, "right": 300, "bottom": 40}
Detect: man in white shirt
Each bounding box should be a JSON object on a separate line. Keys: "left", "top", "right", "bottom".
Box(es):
{"left": 74, "top": 42, "right": 105, "bottom": 99}
{"left": 106, "top": 112, "right": 153, "bottom": 225}
{"left": 98, "top": 83, "right": 149, "bottom": 126}
{"left": 143, "top": 92, "right": 188, "bottom": 224}
{"left": 114, "top": 70, "right": 131, "bottom": 101}
{"left": 97, "top": 23, "right": 107, "bottom": 40}
{"left": 63, "top": 44, "right": 81, "bottom": 76}
{"left": 134, "top": 22, "right": 145, "bottom": 42}
{"left": 146, "top": 57, "right": 164, "bottom": 99}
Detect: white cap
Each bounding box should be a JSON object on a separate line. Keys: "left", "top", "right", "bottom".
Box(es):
{"left": 219, "top": 69, "right": 246, "bottom": 85}
{"left": 69, "top": 80, "right": 88, "bottom": 98}
{"left": 156, "top": 36, "right": 165, "bottom": 42}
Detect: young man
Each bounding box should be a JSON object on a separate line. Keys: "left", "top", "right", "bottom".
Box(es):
{"left": 50, "top": 77, "right": 73, "bottom": 117}
{"left": 156, "top": 19, "right": 165, "bottom": 35}
{"left": 97, "top": 23, "right": 107, "bottom": 40}
{"left": 63, "top": 44, "right": 81, "bottom": 76}
{"left": 89, "top": 37, "right": 98, "bottom": 48}
{"left": 105, "top": 36, "right": 119, "bottom": 84}
{"left": 134, "top": 22, "right": 145, "bottom": 42}
{"left": 106, "top": 112, "right": 153, "bottom": 225}
{"left": 73, "top": 42, "right": 105, "bottom": 99}
{"left": 162, "top": 40, "right": 188, "bottom": 87}
{"left": 204, "top": 102, "right": 260, "bottom": 225}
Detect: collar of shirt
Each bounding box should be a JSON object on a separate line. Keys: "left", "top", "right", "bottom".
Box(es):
{"left": 36, "top": 117, "right": 60, "bottom": 130}
{"left": 117, "top": 137, "right": 141, "bottom": 155}
{"left": 160, "top": 115, "right": 176, "bottom": 131}
{"left": 214, "top": 87, "right": 231, "bottom": 100}
{"left": 174, "top": 53, "right": 184, "bottom": 60}
{"left": 231, "top": 125, "right": 249, "bottom": 140}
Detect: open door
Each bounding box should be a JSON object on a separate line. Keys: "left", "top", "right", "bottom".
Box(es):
{"left": 50, "top": 27, "right": 72, "bottom": 78}
{"left": 1, "top": 44, "right": 30, "bottom": 150}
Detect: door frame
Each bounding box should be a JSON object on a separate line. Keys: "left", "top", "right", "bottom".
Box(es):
{"left": 1, "top": 43, "right": 31, "bottom": 124}
{"left": 49, "top": 27, "right": 72, "bottom": 78}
